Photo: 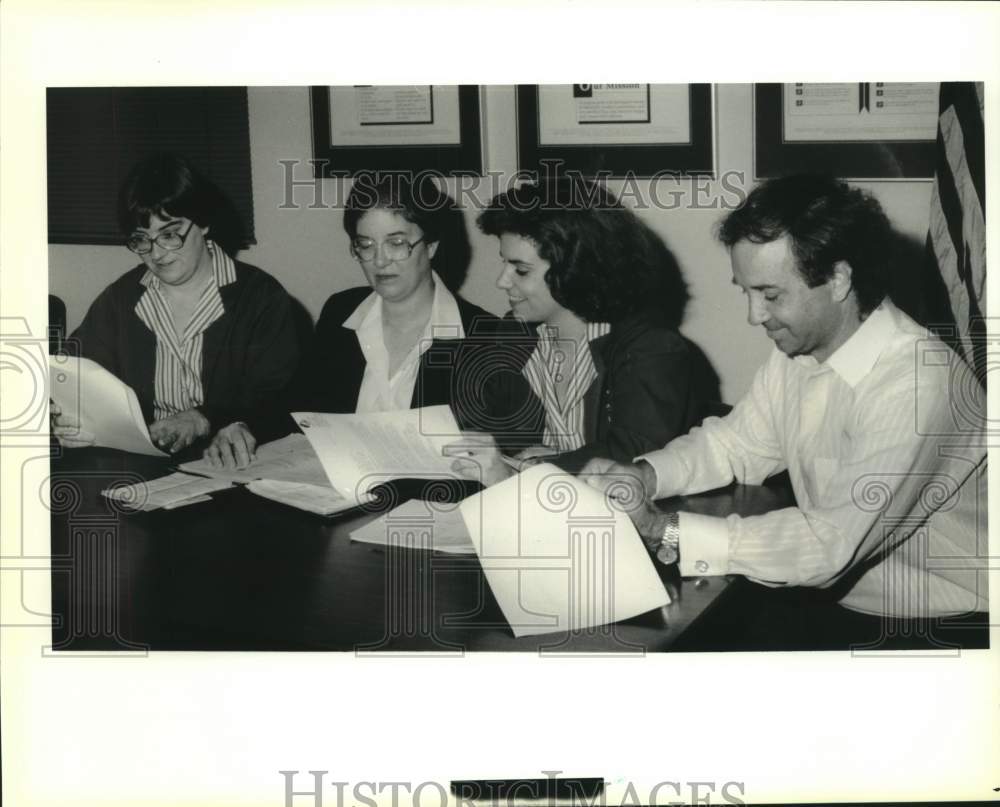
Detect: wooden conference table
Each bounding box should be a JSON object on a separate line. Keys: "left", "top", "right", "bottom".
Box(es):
{"left": 49, "top": 448, "right": 794, "bottom": 653}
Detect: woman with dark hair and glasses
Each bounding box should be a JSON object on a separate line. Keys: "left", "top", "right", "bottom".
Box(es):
{"left": 206, "top": 171, "right": 501, "bottom": 468}
{"left": 447, "top": 180, "right": 714, "bottom": 485}
{"left": 52, "top": 152, "right": 299, "bottom": 456}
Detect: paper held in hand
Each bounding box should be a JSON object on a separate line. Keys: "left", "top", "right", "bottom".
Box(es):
{"left": 292, "top": 405, "right": 464, "bottom": 501}
{"left": 49, "top": 354, "right": 166, "bottom": 457}
{"left": 459, "top": 463, "right": 671, "bottom": 637}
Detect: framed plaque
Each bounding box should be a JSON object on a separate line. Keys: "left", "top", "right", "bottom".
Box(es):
{"left": 754, "top": 82, "right": 938, "bottom": 179}
{"left": 517, "top": 83, "right": 714, "bottom": 178}
{"left": 310, "top": 85, "right": 483, "bottom": 176}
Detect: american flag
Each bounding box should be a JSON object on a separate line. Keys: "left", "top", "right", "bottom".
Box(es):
{"left": 925, "top": 81, "right": 986, "bottom": 385}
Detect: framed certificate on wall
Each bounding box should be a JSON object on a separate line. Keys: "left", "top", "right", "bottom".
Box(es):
{"left": 310, "top": 85, "right": 483, "bottom": 176}
{"left": 754, "top": 82, "right": 938, "bottom": 179}
{"left": 517, "top": 83, "right": 714, "bottom": 178}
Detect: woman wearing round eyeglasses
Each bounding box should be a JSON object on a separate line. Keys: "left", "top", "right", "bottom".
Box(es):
{"left": 52, "top": 152, "right": 299, "bottom": 455}
{"left": 204, "top": 172, "right": 499, "bottom": 468}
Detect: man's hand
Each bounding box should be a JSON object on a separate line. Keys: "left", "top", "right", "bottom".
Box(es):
{"left": 204, "top": 422, "right": 257, "bottom": 469}
{"left": 148, "top": 409, "right": 211, "bottom": 454}
{"left": 581, "top": 457, "right": 669, "bottom": 552}
{"left": 50, "top": 402, "right": 96, "bottom": 448}
{"left": 443, "top": 432, "right": 515, "bottom": 487}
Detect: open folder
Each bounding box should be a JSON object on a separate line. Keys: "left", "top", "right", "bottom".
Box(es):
{"left": 459, "top": 463, "right": 670, "bottom": 637}
{"left": 49, "top": 354, "right": 166, "bottom": 457}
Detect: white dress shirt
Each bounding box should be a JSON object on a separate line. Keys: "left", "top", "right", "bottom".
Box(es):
{"left": 344, "top": 272, "right": 465, "bottom": 414}
{"left": 639, "top": 301, "right": 988, "bottom": 618}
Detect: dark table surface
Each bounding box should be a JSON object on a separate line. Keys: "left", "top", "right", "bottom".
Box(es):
{"left": 49, "top": 448, "right": 794, "bottom": 653}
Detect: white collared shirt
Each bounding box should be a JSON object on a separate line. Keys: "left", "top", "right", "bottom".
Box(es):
{"left": 134, "top": 241, "right": 236, "bottom": 421}
{"left": 638, "top": 301, "right": 988, "bottom": 618}
{"left": 344, "top": 272, "right": 465, "bottom": 414}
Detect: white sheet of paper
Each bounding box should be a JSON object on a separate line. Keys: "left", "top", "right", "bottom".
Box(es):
{"left": 180, "top": 433, "right": 330, "bottom": 484}
{"left": 350, "top": 498, "right": 476, "bottom": 554}
{"left": 102, "top": 472, "right": 232, "bottom": 511}
{"left": 49, "top": 355, "right": 166, "bottom": 456}
{"left": 459, "top": 463, "right": 670, "bottom": 637}
{"left": 292, "top": 406, "right": 463, "bottom": 499}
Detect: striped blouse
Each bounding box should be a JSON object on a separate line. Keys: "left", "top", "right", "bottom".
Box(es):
{"left": 134, "top": 242, "right": 237, "bottom": 421}
{"left": 521, "top": 321, "right": 611, "bottom": 452}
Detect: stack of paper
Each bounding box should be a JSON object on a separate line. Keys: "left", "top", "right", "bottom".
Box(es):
{"left": 180, "top": 433, "right": 373, "bottom": 516}
{"left": 102, "top": 472, "right": 232, "bottom": 511}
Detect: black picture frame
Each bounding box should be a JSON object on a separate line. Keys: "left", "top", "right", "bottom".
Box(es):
{"left": 310, "top": 85, "right": 483, "bottom": 176}
{"left": 516, "top": 84, "right": 714, "bottom": 178}
{"left": 754, "top": 83, "right": 937, "bottom": 180}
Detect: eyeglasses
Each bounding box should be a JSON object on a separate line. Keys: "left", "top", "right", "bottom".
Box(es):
{"left": 126, "top": 221, "right": 195, "bottom": 255}
{"left": 351, "top": 235, "right": 425, "bottom": 263}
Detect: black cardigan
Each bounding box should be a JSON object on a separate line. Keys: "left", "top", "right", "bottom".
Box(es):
{"left": 69, "top": 261, "right": 300, "bottom": 434}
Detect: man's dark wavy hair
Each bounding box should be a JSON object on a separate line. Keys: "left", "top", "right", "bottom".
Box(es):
{"left": 717, "top": 174, "right": 892, "bottom": 315}
{"left": 477, "top": 180, "right": 679, "bottom": 323}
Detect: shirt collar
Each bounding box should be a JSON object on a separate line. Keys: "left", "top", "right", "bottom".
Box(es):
{"left": 537, "top": 320, "right": 611, "bottom": 342}
{"left": 343, "top": 271, "right": 466, "bottom": 340}
{"left": 822, "top": 300, "right": 901, "bottom": 387}
{"left": 139, "top": 240, "right": 236, "bottom": 290}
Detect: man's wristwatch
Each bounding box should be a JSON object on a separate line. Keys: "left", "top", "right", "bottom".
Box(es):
{"left": 656, "top": 511, "right": 680, "bottom": 565}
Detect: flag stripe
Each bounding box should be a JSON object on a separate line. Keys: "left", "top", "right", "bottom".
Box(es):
{"left": 945, "top": 82, "right": 986, "bottom": 211}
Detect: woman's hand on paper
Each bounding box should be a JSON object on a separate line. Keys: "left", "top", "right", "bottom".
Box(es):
{"left": 203, "top": 422, "right": 257, "bottom": 470}
{"left": 443, "top": 432, "right": 514, "bottom": 487}
{"left": 149, "top": 408, "right": 211, "bottom": 454}
{"left": 50, "top": 401, "right": 96, "bottom": 448}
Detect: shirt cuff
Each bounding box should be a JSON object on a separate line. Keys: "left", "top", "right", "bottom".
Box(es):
{"left": 677, "top": 511, "right": 730, "bottom": 577}
{"left": 635, "top": 448, "right": 685, "bottom": 500}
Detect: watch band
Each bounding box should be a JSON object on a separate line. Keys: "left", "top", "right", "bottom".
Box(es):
{"left": 656, "top": 511, "right": 680, "bottom": 565}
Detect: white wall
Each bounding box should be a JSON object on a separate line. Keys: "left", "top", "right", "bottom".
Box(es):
{"left": 48, "top": 85, "right": 934, "bottom": 403}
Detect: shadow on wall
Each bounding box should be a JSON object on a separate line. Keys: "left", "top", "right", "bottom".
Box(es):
{"left": 431, "top": 192, "right": 473, "bottom": 295}
{"left": 887, "top": 228, "right": 961, "bottom": 337}
{"left": 640, "top": 219, "right": 724, "bottom": 410}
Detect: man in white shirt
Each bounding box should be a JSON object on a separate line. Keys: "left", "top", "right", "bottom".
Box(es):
{"left": 584, "top": 175, "right": 988, "bottom": 650}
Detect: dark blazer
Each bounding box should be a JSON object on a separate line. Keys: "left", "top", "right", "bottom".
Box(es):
{"left": 70, "top": 261, "right": 300, "bottom": 434}
{"left": 260, "top": 285, "right": 534, "bottom": 504}
{"left": 255, "top": 286, "right": 533, "bottom": 439}
{"left": 489, "top": 311, "right": 715, "bottom": 473}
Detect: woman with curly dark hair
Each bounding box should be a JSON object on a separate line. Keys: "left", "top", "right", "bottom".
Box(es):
{"left": 447, "top": 180, "right": 712, "bottom": 484}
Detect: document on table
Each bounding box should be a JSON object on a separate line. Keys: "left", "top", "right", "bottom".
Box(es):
{"left": 49, "top": 355, "right": 166, "bottom": 457}
{"left": 102, "top": 472, "right": 232, "bottom": 511}
{"left": 179, "top": 433, "right": 374, "bottom": 515}
{"left": 350, "top": 498, "right": 476, "bottom": 554}
{"left": 180, "top": 433, "right": 330, "bottom": 484}
{"left": 459, "top": 463, "right": 670, "bottom": 637}
{"left": 292, "top": 405, "right": 463, "bottom": 500}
